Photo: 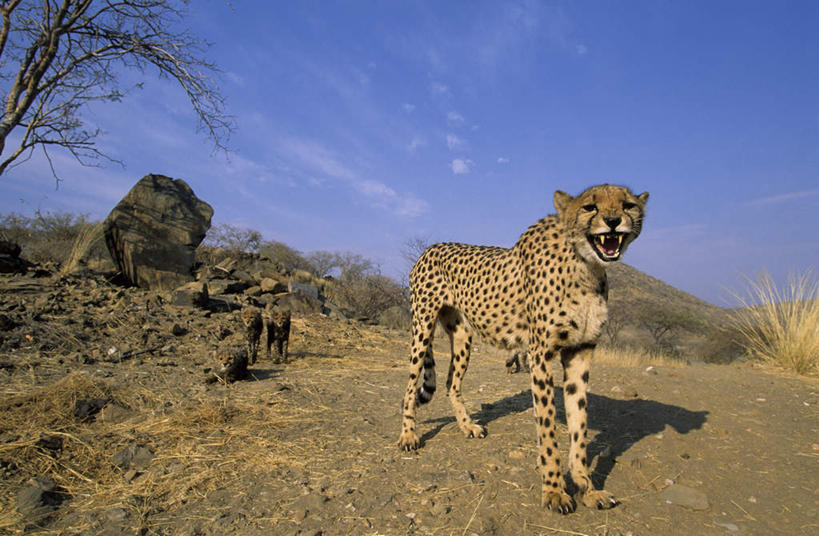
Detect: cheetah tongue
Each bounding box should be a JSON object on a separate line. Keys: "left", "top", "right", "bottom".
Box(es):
{"left": 596, "top": 234, "right": 622, "bottom": 257}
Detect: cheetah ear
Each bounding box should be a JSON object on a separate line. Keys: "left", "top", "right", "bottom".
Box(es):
{"left": 638, "top": 191, "right": 649, "bottom": 204}
{"left": 553, "top": 190, "right": 571, "bottom": 215}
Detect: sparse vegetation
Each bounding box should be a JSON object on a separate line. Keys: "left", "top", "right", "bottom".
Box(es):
{"left": 730, "top": 271, "right": 819, "bottom": 375}
{"left": 0, "top": 211, "right": 100, "bottom": 265}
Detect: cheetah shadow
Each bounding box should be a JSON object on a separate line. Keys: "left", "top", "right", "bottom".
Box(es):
{"left": 421, "top": 388, "right": 708, "bottom": 488}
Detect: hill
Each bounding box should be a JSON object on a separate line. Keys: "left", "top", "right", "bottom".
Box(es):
{"left": 605, "top": 264, "right": 740, "bottom": 362}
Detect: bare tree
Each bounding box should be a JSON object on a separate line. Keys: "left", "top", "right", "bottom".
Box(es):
{"left": 0, "top": 0, "right": 232, "bottom": 178}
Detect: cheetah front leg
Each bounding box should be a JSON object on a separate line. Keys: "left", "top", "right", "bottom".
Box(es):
{"left": 561, "top": 345, "right": 617, "bottom": 509}
{"left": 530, "top": 344, "right": 575, "bottom": 514}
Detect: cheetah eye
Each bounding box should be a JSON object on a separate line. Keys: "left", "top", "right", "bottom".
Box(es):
{"left": 581, "top": 204, "right": 597, "bottom": 213}
{"left": 622, "top": 202, "right": 637, "bottom": 210}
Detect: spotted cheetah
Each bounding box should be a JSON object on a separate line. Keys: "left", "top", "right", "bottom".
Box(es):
{"left": 239, "top": 306, "right": 264, "bottom": 364}
{"left": 505, "top": 350, "right": 529, "bottom": 374}
{"left": 265, "top": 305, "right": 291, "bottom": 364}
{"left": 398, "top": 184, "right": 648, "bottom": 514}
{"left": 206, "top": 338, "right": 249, "bottom": 383}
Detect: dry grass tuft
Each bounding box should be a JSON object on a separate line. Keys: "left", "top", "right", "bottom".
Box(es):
{"left": 729, "top": 271, "right": 819, "bottom": 375}
{"left": 594, "top": 346, "right": 684, "bottom": 367}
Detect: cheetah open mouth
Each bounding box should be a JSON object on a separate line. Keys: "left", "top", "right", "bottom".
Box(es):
{"left": 589, "top": 233, "right": 624, "bottom": 261}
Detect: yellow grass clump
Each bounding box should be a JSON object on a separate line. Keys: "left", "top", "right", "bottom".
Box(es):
{"left": 730, "top": 271, "right": 819, "bottom": 375}
{"left": 594, "top": 345, "right": 683, "bottom": 367}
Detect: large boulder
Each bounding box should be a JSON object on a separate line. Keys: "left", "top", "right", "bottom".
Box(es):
{"left": 103, "top": 174, "right": 213, "bottom": 290}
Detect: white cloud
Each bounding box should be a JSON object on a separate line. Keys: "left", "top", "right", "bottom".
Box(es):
{"left": 744, "top": 189, "right": 819, "bottom": 207}
{"left": 451, "top": 158, "right": 474, "bottom": 175}
{"left": 430, "top": 82, "right": 450, "bottom": 95}
{"left": 447, "top": 111, "right": 464, "bottom": 124}
{"left": 407, "top": 136, "right": 426, "bottom": 153}
{"left": 497, "top": 157, "right": 510, "bottom": 164}
{"left": 402, "top": 103, "right": 416, "bottom": 113}
{"left": 446, "top": 134, "right": 466, "bottom": 151}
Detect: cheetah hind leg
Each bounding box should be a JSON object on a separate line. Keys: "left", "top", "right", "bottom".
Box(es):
{"left": 441, "top": 307, "right": 485, "bottom": 440}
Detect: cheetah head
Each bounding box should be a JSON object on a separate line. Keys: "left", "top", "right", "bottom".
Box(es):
{"left": 554, "top": 184, "right": 649, "bottom": 265}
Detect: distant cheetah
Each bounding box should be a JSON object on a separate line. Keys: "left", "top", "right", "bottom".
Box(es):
{"left": 240, "top": 306, "right": 264, "bottom": 364}
{"left": 207, "top": 338, "right": 249, "bottom": 383}
{"left": 505, "top": 350, "right": 530, "bottom": 374}
{"left": 398, "top": 184, "right": 648, "bottom": 513}
{"left": 265, "top": 306, "right": 291, "bottom": 364}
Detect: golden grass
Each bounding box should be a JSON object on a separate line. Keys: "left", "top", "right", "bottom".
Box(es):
{"left": 59, "top": 222, "right": 104, "bottom": 276}
{"left": 0, "top": 372, "right": 309, "bottom": 533}
{"left": 594, "top": 345, "right": 684, "bottom": 367}
{"left": 729, "top": 271, "right": 819, "bottom": 375}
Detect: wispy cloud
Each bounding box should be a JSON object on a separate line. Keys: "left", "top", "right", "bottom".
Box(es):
{"left": 497, "top": 157, "right": 510, "bottom": 164}
{"left": 430, "top": 82, "right": 450, "bottom": 95}
{"left": 402, "top": 103, "right": 416, "bottom": 113}
{"left": 278, "top": 136, "right": 429, "bottom": 217}
{"left": 447, "top": 111, "right": 464, "bottom": 124}
{"left": 407, "top": 136, "right": 426, "bottom": 153}
{"left": 446, "top": 134, "right": 466, "bottom": 151}
{"left": 744, "top": 189, "right": 819, "bottom": 207}
{"left": 451, "top": 158, "right": 474, "bottom": 175}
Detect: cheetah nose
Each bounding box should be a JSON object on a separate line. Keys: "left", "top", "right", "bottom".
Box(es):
{"left": 604, "top": 217, "right": 621, "bottom": 230}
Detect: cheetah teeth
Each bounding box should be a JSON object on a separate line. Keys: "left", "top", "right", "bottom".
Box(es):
{"left": 595, "top": 234, "right": 623, "bottom": 256}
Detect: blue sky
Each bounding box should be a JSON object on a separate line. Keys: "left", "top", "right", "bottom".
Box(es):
{"left": 1, "top": 1, "right": 818, "bottom": 305}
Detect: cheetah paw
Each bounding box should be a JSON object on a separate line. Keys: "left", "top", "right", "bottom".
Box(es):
{"left": 581, "top": 489, "right": 618, "bottom": 510}
{"left": 462, "top": 423, "right": 486, "bottom": 439}
{"left": 542, "top": 490, "right": 576, "bottom": 514}
{"left": 397, "top": 431, "right": 421, "bottom": 451}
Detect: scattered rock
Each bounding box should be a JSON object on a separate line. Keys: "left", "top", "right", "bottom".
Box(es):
{"left": 260, "top": 277, "right": 287, "bottom": 294}
{"left": 103, "top": 174, "right": 213, "bottom": 290}
{"left": 73, "top": 398, "right": 110, "bottom": 422}
{"left": 273, "top": 292, "right": 324, "bottom": 315}
{"left": 714, "top": 517, "right": 740, "bottom": 532}
{"left": 16, "top": 476, "right": 66, "bottom": 518}
{"left": 659, "top": 484, "right": 710, "bottom": 510}
{"left": 171, "top": 323, "right": 187, "bottom": 336}
{"left": 288, "top": 281, "right": 319, "bottom": 300}
{"left": 207, "top": 279, "right": 249, "bottom": 295}
{"left": 0, "top": 240, "right": 29, "bottom": 274}
{"left": 112, "top": 444, "right": 155, "bottom": 472}
{"left": 99, "top": 404, "right": 133, "bottom": 424}
{"left": 172, "top": 281, "right": 209, "bottom": 308}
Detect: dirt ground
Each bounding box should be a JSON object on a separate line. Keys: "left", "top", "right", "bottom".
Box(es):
{"left": 1, "top": 271, "right": 817, "bottom": 535}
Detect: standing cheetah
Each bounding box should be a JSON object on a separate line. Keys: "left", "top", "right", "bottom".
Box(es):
{"left": 398, "top": 184, "right": 648, "bottom": 514}
{"left": 239, "top": 306, "right": 264, "bottom": 364}
{"left": 265, "top": 305, "right": 291, "bottom": 364}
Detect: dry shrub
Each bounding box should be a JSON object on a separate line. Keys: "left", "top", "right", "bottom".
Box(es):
{"left": 60, "top": 222, "right": 111, "bottom": 275}
{"left": 730, "top": 271, "right": 819, "bottom": 375}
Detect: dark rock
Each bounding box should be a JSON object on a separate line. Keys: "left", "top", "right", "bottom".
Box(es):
{"left": 73, "top": 398, "right": 109, "bottom": 422}
{"left": 171, "top": 323, "right": 187, "bottom": 336}
{"left": 36, "top": 435, "right": 63, "bottom": 454}
{"left": 207, "top": 279, "right": 249, "bottom": 295}
{"left": 244, "top": 285, "right": 263, "bottom": 297}
{"left": 260, "top": 277, "right": 287, "bottom": 294}
{"left": 112, "top": 444, "right": 154, "bottom": 471}
{"left": 208, "top": 295, "right": 241, "bottom": 313}
{"left": 272, "top": 292, "right": 324, "bottom": 315}
{"left": 231, "top": 269, "right": 257, "bottom": 286}
{"left": 0, "top": 240, "right": 21, "bottom": 257}
{"left": 103, "top": 174, "right": 213, "bottom": 290}
{"left": 16, "top": 476, "right": 66, "bottom": 518}
{"left": 172, "top": 281, "right": 209, "bottom": 308}
{"left": 288, "top": 281, "right": 319, "bottom": 300}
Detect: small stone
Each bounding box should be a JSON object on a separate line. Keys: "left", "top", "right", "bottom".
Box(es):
{"left": 660, "top": 484, "right": 710, "bottom": 511}
{"left": 171, "top": 323, "right": 187, "bottom": 336}
{"left": 508, "top": 450, "right": 525, "bottom": 460}
{"left": 713, "top": 517, "right": 739, "bottom": 532}
{"left": 124, "top": 469, "right": 139, "bottom": 482}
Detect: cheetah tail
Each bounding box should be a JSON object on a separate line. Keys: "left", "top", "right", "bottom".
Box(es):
{"left": 416, "top": 351, "right": 436, "bottom": 405}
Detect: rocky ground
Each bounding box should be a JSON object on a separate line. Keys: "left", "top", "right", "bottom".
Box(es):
{"left": 0, "top": 269, "right": 817, "bottom": 536}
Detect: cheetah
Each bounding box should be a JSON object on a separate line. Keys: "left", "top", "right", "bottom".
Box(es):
{"left": 206, "top": 338, "right": 249, "bottom": 383}
{"left": 505, "top": 350, "right": 530, "bottom": 374}
{"left": 265, "top": 305, "right": 291, "bottom": 364}
{"left": 239, "top": 306, "right": 264, "bottom": 364}
{"left": 398, "top": 184, "right": 648, "bottom": 514}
